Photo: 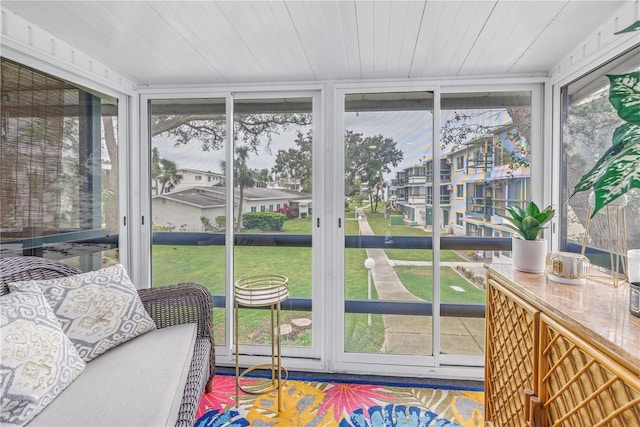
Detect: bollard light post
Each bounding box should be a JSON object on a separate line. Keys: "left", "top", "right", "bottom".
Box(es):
{"left": 364, "top": 257, "right": 375, "bottom": 326}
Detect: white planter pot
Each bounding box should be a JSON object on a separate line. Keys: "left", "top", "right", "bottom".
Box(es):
{"left": 512, "top": 237, "right": 547, "bottom": 273}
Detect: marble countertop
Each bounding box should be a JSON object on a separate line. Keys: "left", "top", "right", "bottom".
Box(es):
{"left": 486, "top": 263, "right": 640, "bottom": 373}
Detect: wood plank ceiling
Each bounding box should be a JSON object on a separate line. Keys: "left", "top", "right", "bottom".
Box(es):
{"left": 1, "top": 1, "right": 630, "bottom": 87}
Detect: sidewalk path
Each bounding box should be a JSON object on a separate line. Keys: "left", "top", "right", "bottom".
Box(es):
{"left": 356, "top": 209, "right": 430, "bottom": 354}
{"left": 355, "top": 208, "right": 484, "bottom": 356}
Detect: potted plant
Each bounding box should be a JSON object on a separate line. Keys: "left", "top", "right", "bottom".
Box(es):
{"left": 500, "top": 201, "right": 555, "bottom": 273}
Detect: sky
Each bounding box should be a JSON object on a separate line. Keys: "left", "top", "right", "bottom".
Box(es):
{"left": 152, "top": 108, "right": 512, "bottom": 179}
{"left": 152, "top": 110, "right": 433, "bottom": 174}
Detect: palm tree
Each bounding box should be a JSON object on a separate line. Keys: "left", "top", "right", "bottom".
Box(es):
{"left": 156, "top": 159, "right": 182, "bottom": 194}
{"left": 234, "top": 146, "right": 254, "bottom": 231}
{"left": 220, "top": 146, "right": 255, "bottom": 231}
{"left": 151, "top": 147, "right": 162, "bottom": 195}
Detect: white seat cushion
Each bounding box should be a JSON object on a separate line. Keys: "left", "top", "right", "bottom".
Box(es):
{"left": 27, "top": 323, "right": 197, "bottom": 427}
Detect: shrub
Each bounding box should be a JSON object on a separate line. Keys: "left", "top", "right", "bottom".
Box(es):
{"left": 215, "top": 216, "right": 226, "bottom": 231}
{"left": 200, "top": 216, "right": 216, "bottom": 232}
{"left": 152, "top": 223, "right": 175, "bottom": 231}
{"left": 352, "top": 194, "right": 366, "bottom": 206}
{"left": 242, "top": 212, "right": 286, "bottom": 231}
{"left": 276, "top": 203, "right": 297, "bottom": 220}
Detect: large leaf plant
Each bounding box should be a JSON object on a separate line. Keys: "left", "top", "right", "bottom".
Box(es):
{"left": 570, "top": 71, "right": 640, "bottom": 217}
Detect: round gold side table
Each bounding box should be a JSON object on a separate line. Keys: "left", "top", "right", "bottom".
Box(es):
{"left": 234, "top": 275, "right": 289, "bottom": 412}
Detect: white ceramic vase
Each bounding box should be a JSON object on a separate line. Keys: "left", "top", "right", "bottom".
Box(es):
{"left": 512, "top": 237, "right": 547, "bottom": 273}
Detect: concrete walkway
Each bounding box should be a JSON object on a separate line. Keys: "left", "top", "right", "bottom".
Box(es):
{"left": 355, "top": 208, "right": 485, "bottom": 356}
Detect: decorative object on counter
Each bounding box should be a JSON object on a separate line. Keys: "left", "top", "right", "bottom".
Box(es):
{"left": 628, "top": 249, "right": 640, "bottom": 317}
{"left": 580, "top": 192, "right": 628, "bottom": 287}
{"left": 499, "top": 201, "right": 555, "bottom": 273}
{"left": 628, "top": 249, "right": 640, "bottom": 283}
{"left": 631, "top": 283, "right": 640, "bottom": 318}
{"left": 545, "top": 252, "right": 591, "bottom": 285}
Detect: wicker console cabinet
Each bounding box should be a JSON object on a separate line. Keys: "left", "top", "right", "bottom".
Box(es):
{"left": 484, "top": 264, "right": 640, "bottom": 427}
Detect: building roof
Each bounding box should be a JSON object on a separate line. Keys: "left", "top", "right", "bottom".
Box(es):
{"left": 153, "top": 186, "right": 311, "bottom": 208}
{"left": 154, "top": 188, "right": 226, "bottom": 208}
{"left": 177, "top": 168, "right": 224, "bottom": 177}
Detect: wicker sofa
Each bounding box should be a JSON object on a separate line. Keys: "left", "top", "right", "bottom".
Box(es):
{"left": 0, "top": 256, "right": 215, "bottom": 427}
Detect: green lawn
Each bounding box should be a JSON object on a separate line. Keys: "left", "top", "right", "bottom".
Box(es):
{"left": 152, "top": 242, "right": 315, "bottom": 347}
{"left": 394, "top": 265, "right": 486, "bottom": 304}
{"left": 151, "top": 212, "right": 484, "bottom": 349}
{"left": 364, "top": 211, "right": 432, "bottom": 237}
{"left": 345, "top": 211, "right": 466, "bottom": 262}
{"left": 281, "top": 216, "right": 314, "bottom": 234}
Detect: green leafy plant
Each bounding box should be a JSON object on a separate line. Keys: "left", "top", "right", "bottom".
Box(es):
{"left": 570, "top": 71, "right": 640, "bottom": 217}
{"left": 500, "top": 201, "right": 555, "bottom": 241}
{"left": 242, "top": 212, "right": 286, "bottom": 231}
{"left": 614, "top": 20, "right": 640, "bottom": 35}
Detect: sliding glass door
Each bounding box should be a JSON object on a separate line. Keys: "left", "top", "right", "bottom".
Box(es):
{"left": 437, "top": 90, "right": 532, "bottom": 366}
{"left": 144, "top": 84, "right": 539, "bottom": 376}
{"left": 232, "top": 94, "right": 319, "bottom": 360}
{"left": 149, "top": 97, "right": 228, "bottom": 344}
{"left": 336, "top": 87, "right": 536, "bottom": 371}
{"left": 147, "top": 92, "right": 322, "bottom": 363}
{"left": 340, "top": 91, "right": 435, "bottom": 364}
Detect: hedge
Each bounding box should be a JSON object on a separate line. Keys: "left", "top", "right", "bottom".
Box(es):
{"left": 242, "top": 212, "right": 286, "bottom": 231}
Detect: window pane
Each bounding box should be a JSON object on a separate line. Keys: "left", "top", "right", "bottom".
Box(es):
{"left": 0, "top": 58, "right": 119, "bottom": 270}
{"left": 438, "top": 91, "right": 533, "bottom": 356}
{"left": 232, "top": 97, "right": 313, "bottom": 350}
{"left": 561, "top": 48, "right": 640, "bottom": 269}
{"left": 149, "top": 98, "right": 226, "bottom": 344}
{"left": 344, "top": 91, "right": 434, "bottom": 356}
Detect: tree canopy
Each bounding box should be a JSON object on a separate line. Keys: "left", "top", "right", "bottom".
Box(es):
{"left": 272, "top": 130, "right": 313, "bottom": 192}
{"left": 344, "top": 131, "right": 404, "bottom": 198}
{"left": 151, "top": 147, "right": 183, "bottom": 195}
{"left": 151, "top": 113, "right": 312, "bottom": 155}
{"left": 270, "top": 129, "right": 404, "bottom": 201}
{"left": 439, "top": 108, "right": 531, "bottom": 177}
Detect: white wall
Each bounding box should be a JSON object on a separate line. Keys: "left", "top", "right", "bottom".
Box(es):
{"left": 547, "top": 0, "right": 639, "bottom": 251}
{"left": 151, "top": 199, "right": 208, "bottom": 232}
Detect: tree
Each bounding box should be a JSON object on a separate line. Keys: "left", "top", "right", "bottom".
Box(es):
{"left": 252, "top": 168, "right": 272, "bottom": 188}
{"left": 151, "top": 147, "right": 162, "bottom": 195}
{"left": 364, "top": 159, "right": 385, "bottom": 213}
{"left": 440, "top": 110, "right": 530, "bottom": 176}
{"left": 220, "top": 146, "right": 255, "bottom": 231}
{"left": 151, "top": 110, "right": 312, "bottom": 229}
{"left": 102, "top": 116, "right": 118, "bottom": 233}
{"left": 272, "top": 130, "right": 313, "bottom": 192}
{"left": 272, "top": 130, "right": 403, "bottom": 201}
{"left": 344, "top": 131, "right": 404, "bottom": 199}
{"left": 151, "top": 112, "right": 311, "bottom": 155}
{"left": 152, "top": 148, "right": 183, "bottom": 195}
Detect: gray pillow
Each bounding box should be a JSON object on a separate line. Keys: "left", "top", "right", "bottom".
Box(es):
{"left": 0, "top": 281, "right": 86, "bottom": 427}
{"left": 9, "top": 264, "right": 156, "bottom": 362}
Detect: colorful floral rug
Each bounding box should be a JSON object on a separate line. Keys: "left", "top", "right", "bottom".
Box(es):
{"left": 195, "top": 374, "right": 484, "bottom": 426}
